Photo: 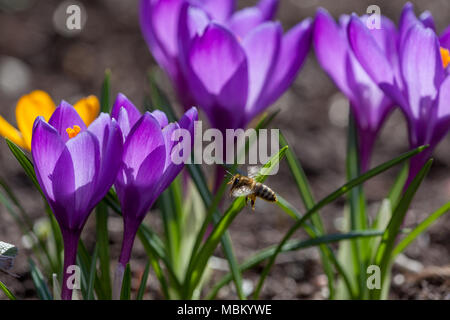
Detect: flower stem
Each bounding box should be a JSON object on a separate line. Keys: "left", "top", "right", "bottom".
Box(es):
{"left": 113, "top": 220, "right": 139, "bottom": 299}
{"left": 61, "top": 229, "right": 81, "bottom": 300}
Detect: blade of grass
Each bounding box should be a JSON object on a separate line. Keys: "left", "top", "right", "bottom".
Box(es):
{"left": 346, "top": 112, "right": 367, "bottom": 298}
{"left": 373, "top": 159, "right": 432, "bottom": 299}
{"left": 137, "top": 226, "right": 179, "bottom": 298}
{"left": 184, "top": 111, "right": 280, "bottom": 299}
{"left": 136, "top": 260, "right": 151, "bottom": 300}
{"left": 120, "top": 264, "right": 131, "bottom": 300}
{"left": 5, "top": 139, "right": 42, "bottom": 196}
{"left": 252, "top": 145, "right": 428, "bottom": 299}
{"left": 95, "top": 203, "right": 111, "bottom": 299}
{"left": 29, "top": 259, "right": 52, "bottom": 300}
{"left": 280, "top": 131, "right": 338, "bottom": 298}
{"left": 5, "top": 139, "right": 63, "bottom": 273}
{"left": 103, "top": 188, "right": 179, "bottom": 296}
{"left": 393, "top": 201, "right": 450, "bottom": 257}
{"left": 0, "top": 280, "right": 16, "bottom": 300}
{"left": 206, "top": 230, "right": 383, "bottom": 299}
{"left": 184, "top": 147, "right": 288, "bottom": 299}
{"left": 86, "top": 245, "right": 98, "bottom": 300}
{"left": 100, "top": 69, "right": 111, "bottom": 113}
{"left": 276, "top": 195, "right": 356, "bottom": 298}
{"left": 148, "top": 76, "right": 251, "bottom": 300}
{"left": 158, "top": 182, "right": 182, "bottom": 278}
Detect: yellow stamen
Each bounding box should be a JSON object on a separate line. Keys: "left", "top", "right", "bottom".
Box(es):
{"left": 66, "top": 125, "right": 81, "bottom": 139}
{"left": 441, "top": 47, "right": 450, "bottom": 69}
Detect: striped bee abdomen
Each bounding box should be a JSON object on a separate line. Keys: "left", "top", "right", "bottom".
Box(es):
{"left": 254, "top": 183, "right": 277, "bottom": 202}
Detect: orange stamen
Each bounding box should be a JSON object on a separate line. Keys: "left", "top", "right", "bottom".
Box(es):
{"left": 66, "top": 125, "right": 81, "bottom": 139}
{"left": 441, "top": 47, "right": 450, "bottom": 69}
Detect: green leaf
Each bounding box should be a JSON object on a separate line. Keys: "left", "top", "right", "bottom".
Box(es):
{"left": 96, "top": 203, "right": 111, "bottom": 299}
{"left": 279, "top": 131, "right": 338, "bottom": 298}
{"left": 136, "top": 260, "right": 151, "bottom": 300}
{"left": 5, "top": 139, "right": 42, "bottom": 197}
{"left": 5, "top": 139, "right": 64, "bottom": 273}
{"left": 29, "top": 259, "right": 52, "bottom": 300}
{"left": 252, "top": 144, "right": 428, "bottom": 299}
{"left": 137, "top": 227, "right": 178, "bottom": 298}
{"left": 345, "top": 112, "right": 367, "bottom": 298}
{"left": 120, "top": 264, "right": 131, "bottom": 300}
{"left": 76, "top": 241, "right": 91, "bottom": 299}
{"left": 158, "top": 182, "right": 182, "bottom": 277}
{"left": 276, "top": 195, "right": 356, "bottom": 299}
{"left": 393, "top": 201, "right": 450, "bottom": 257}
{"left": 86, "top": 245, "right": 98, "bottom": 300}
{"left": 373, "top": 159, "right": 433, "bottom": 299}
{"left": 185, "top": 146, "right": 288, "bottom": 299}
{"left": 100, "top": 69, "right": 112, "bottom": 113}
{"left": 388, "top": 164, "right": 408, "bottom": 206}
{"left": 0, "top": 280, "right": 16, "bottom": 300}
{"left": 206, "top": 230, "right": 383, "bottom": 300}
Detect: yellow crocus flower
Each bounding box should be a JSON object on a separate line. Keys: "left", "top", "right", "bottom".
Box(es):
{"left": 0, "top": 90, "right": 100, "bottom": 150}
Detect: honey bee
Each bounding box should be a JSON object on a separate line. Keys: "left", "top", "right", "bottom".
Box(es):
{"left": 227, "top": 166, "right": 277, "bottom": 210}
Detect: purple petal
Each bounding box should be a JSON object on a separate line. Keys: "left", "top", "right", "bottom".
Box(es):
{"left": 116, "top": 107, "right": 132, "bottom": 141}
{"left": 260, "top": 18, "right": 312, "bottom": 110}
{"left": 347, "top": 15, "right": 394, "bottom": 86}
{"left": 440, "top": 25, "right": 450, "bottom": 50}
{"left": 431, "top": 77, "right": 450, "bottom": 145}
{"left": 52, "top": 131, "right": 100, "bottom": 229}
{"left": 257, "top": 0, "right": 278, "bottom": 20}
{"left": 227, "top": 7, "right": 264, "bottom": 40}
{"left": 242, "top": 21, "right": 282, "bottom": 118}
{"left": 111, "top": 93, "right": 142, "bottom": 130}
{"left": 157, "top": 107, "right": 198, "bottom": 193}
{"left": 161, "top": 122, "right": 180, "bottom": 170}
{"left": 345, "top": 54, "right": 393, "bottom": 131}
{"left": 177, "top": 3, "right": 210, "bottom": 79}
{"left": 178, "top": 106, "right": 198, "bottom": 131}
{"left": 140, "top": 0, "right": 176, "bottom": 76}
{"left": 48, "top": 101, "right": 87, "bottom": 143}
{"left": 87, "top": 114, "right": 124, "bottom": 205}
{"left": 115, "top": 112, "right": 166, "bottom": 219}
{"left": 151, "top": 0, "right": 184, "bottom": 57}
{"left": 436, "top": 76, "right": 450, "bottom": 119}
{"left": 121, "top": 112, "right": 165, "bottom": 181}
{"left": 398, "top": 2, "right": 420, "bottom": 45}
{"left": 188, "top": 23, "right": 248, "bottom": 128}
{"left": 191, "top": 0, "right": 234, "bottom": 23}
{"left": 313, "top": 9, "right": 354, "bottom": 100}
{"left": 31, "top": 117, "right": 67, "bottom": 203}
{"left": 419, "top": 11, "right": 436, "bottom": 31}
{"left": 401, "top": 24, "right": 444, "bottom": 119}
{"left": 150, "top": 110, "right": 169, "bottom": 128}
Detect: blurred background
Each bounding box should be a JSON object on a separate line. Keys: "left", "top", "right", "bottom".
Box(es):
{"left": 0, "top": 0, "right": 449, "bottom": 299}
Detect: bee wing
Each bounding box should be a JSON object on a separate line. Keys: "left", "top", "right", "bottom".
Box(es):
{"left": 0, "top": 256, "right": 13, "bottom": 271}
{"left": 0, "top": 241, "right": 18, "bottom": 257}
{"left": 231, "top": 186, "right": 254, "bottom": 198}
{"left": 247, "top": 166, "right": 262, "bottom": 179}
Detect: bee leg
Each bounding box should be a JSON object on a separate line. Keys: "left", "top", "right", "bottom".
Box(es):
{"left": 245, "top": 196, "right": 249, "bottom": 204}
{"left": 250, "top": 194, "right": 256, "bottom": 211}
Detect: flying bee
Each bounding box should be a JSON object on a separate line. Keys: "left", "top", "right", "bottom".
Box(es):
{"left": 227, "top": 166, "right": 277, "bottom": 210}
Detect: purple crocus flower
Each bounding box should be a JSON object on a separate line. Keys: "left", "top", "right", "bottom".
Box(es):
{"left": 176, "top": 2, "right": 312, "bottom": 133}
{"left": 31, "top": 102, "right": 123, "bottom": 300}
{"left": 140, "top": 0, "right": 279, "bottom": 110}
{"left": 111, "top": 93, "right": 197, "bottom": 296}
{"left": 348, "top": 2, "right": 450, "bottom": 184}
{"left": 313, "top": 9, "right": 396, "bottom": 172}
